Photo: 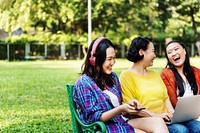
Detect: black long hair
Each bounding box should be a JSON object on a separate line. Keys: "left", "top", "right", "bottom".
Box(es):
{"left": 165, "top": 40, "right": 198, "bottom": 96}
{"left": 126, "top": 36, "right": 152, "bottom": 63}
{"left": 82, "top": 37, "right": 115, "bottom": 90}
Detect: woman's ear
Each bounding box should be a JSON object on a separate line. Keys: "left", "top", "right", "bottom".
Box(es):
{"left": 184, "top": 48, "right": 186, "bottom": 55}
{"left": 139, "top": 49, "right": 143, "bottom": 56}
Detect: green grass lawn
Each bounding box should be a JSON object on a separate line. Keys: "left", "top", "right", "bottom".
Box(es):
{"left": 0, "top": 58, "right": 199, "bottom": 132}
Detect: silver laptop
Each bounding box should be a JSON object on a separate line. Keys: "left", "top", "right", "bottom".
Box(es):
{"left": 166, "top": 95, "right": 200, "bottom": 124}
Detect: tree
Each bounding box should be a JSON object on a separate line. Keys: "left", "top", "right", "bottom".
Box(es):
{"left": 168, "top": 0, "right": 200, "bottom": 55}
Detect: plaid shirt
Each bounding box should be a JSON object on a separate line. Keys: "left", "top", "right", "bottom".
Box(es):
{"left": 73, "top": 72, "right": 135, "bottom": 133}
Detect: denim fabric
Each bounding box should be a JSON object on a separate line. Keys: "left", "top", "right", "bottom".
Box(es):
{"left": 184, "top": 120, "right": 200, "bottom": 133}
{"left": 168, "top": 123, "right": 189, "bottom": 133}
{"left": 167, "top": 120, "right": 200, "bottom": 133}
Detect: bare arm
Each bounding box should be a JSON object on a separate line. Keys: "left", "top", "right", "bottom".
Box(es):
{"left": 100, "top": 104, "right": 133, "bottom": 122}
{"left": 165, "top": 99, "right": 174, "bottom": 113}
{"left": 145, "top": 99, "right": 174, "bottom": 121}
{"left": 100, "top": 99, "right": 141, "bottom": 122}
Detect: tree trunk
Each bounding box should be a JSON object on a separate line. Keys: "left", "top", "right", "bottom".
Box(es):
{"left": 190, "top": 6, "right": 200, "bottom": 56}
{"left": 195, "top": 37, "right": 200, "bottom": 56}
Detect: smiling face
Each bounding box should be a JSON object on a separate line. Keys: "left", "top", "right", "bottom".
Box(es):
{"left": 166, "top": 42, "right": 186, "bottom": 68}
{"left": 102, "top": 47, "right": 116, "bottom": 74}
{"left": 142, "top": 42, "right": 156, "bottom": 67}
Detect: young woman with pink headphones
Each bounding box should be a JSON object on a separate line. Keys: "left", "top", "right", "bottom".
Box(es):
{"left": 73, "top": 37, "right": 169, "bottom": 133}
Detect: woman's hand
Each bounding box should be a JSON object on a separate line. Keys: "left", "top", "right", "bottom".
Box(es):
{"left": 155, "top": 112, "right": 173, "bottom": 121}
{"left": 127, "top": 99, "right": 142, "bottom": 109}
{"left": 101, "top": 103, "right": 137, "bottom": 122}
{"left": 121, "top": 103, "right": 138, "bottom": 114}
{"left": 121, "top": 99, "right": 142, "bottom": 115}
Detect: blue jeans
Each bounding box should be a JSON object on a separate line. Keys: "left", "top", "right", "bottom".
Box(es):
{"left": 167, "top": 120, "right": 200, "bottom": 133}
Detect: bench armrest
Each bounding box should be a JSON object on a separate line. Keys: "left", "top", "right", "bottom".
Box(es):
{"left": 66, "top": 84, "right": 106, "bottom": 133}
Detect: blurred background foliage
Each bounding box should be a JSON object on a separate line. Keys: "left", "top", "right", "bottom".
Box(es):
{"left": 0, "top": 0, "right": 199, "bottom": 49}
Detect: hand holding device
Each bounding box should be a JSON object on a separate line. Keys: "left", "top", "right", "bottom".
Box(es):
{"left": 135, "top": 107, "right": 146, "bottom": 111}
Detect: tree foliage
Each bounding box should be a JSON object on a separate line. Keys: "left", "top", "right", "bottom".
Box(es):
{"left": 0, "top": 0, "right": 199, "bottom": 48}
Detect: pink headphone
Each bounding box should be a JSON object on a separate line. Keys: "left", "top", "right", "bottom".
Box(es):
{"left": 89, "top": 37, "right": 106, "bottom": 66}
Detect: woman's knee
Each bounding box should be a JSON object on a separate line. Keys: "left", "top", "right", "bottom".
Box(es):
{"left": 167, "top": 124, "right": 189, "bottom": 133}
{"left": 185, "top": 120, "right": 200, "bottom": 133}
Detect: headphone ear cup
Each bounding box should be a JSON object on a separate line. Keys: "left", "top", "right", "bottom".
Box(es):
{"left": 89, "top": 37, "right": 106, "bottom": 66}
{"left": 89, "top": 56, "right": 95, "bottom": 66}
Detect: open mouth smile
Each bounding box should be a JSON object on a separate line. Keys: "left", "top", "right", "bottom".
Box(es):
{"left": 173, "top": 57, "right": 180, "bottom": 62}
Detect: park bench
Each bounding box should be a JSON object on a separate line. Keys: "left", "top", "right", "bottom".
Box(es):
{"left": 66, "top": 84, "right": 106, "bottom": 133}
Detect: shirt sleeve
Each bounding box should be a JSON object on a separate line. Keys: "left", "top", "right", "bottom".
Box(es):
{"left": 73, "top": 77, "right": 104, "bottom": 124}
{"left": 161, "top": 68, "right": 177, "bottom": 108}
{"left": 119, "top": 71, "right": 137, "bottom": 104}
{"left": 159, "top": 74, "right": 170, "bottom": 101}
{"left": 193, "top": 66, "right": 200, "bottom": 95}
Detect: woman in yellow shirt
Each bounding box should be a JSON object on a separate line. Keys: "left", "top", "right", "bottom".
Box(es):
{"left": 120, "top": 36, "right": 190, "bottom": 133}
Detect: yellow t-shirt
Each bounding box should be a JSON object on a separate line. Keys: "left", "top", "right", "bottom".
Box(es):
{"left": 119, "top": 70, "right": 169, "bottom": 114}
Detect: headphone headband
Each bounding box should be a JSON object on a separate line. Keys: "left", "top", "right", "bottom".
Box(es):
{"left": 91, "top": 37, "right": 106, "bottom": 56}
{"left": 89, "top": 37, "right": 106, "bottom": 66}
